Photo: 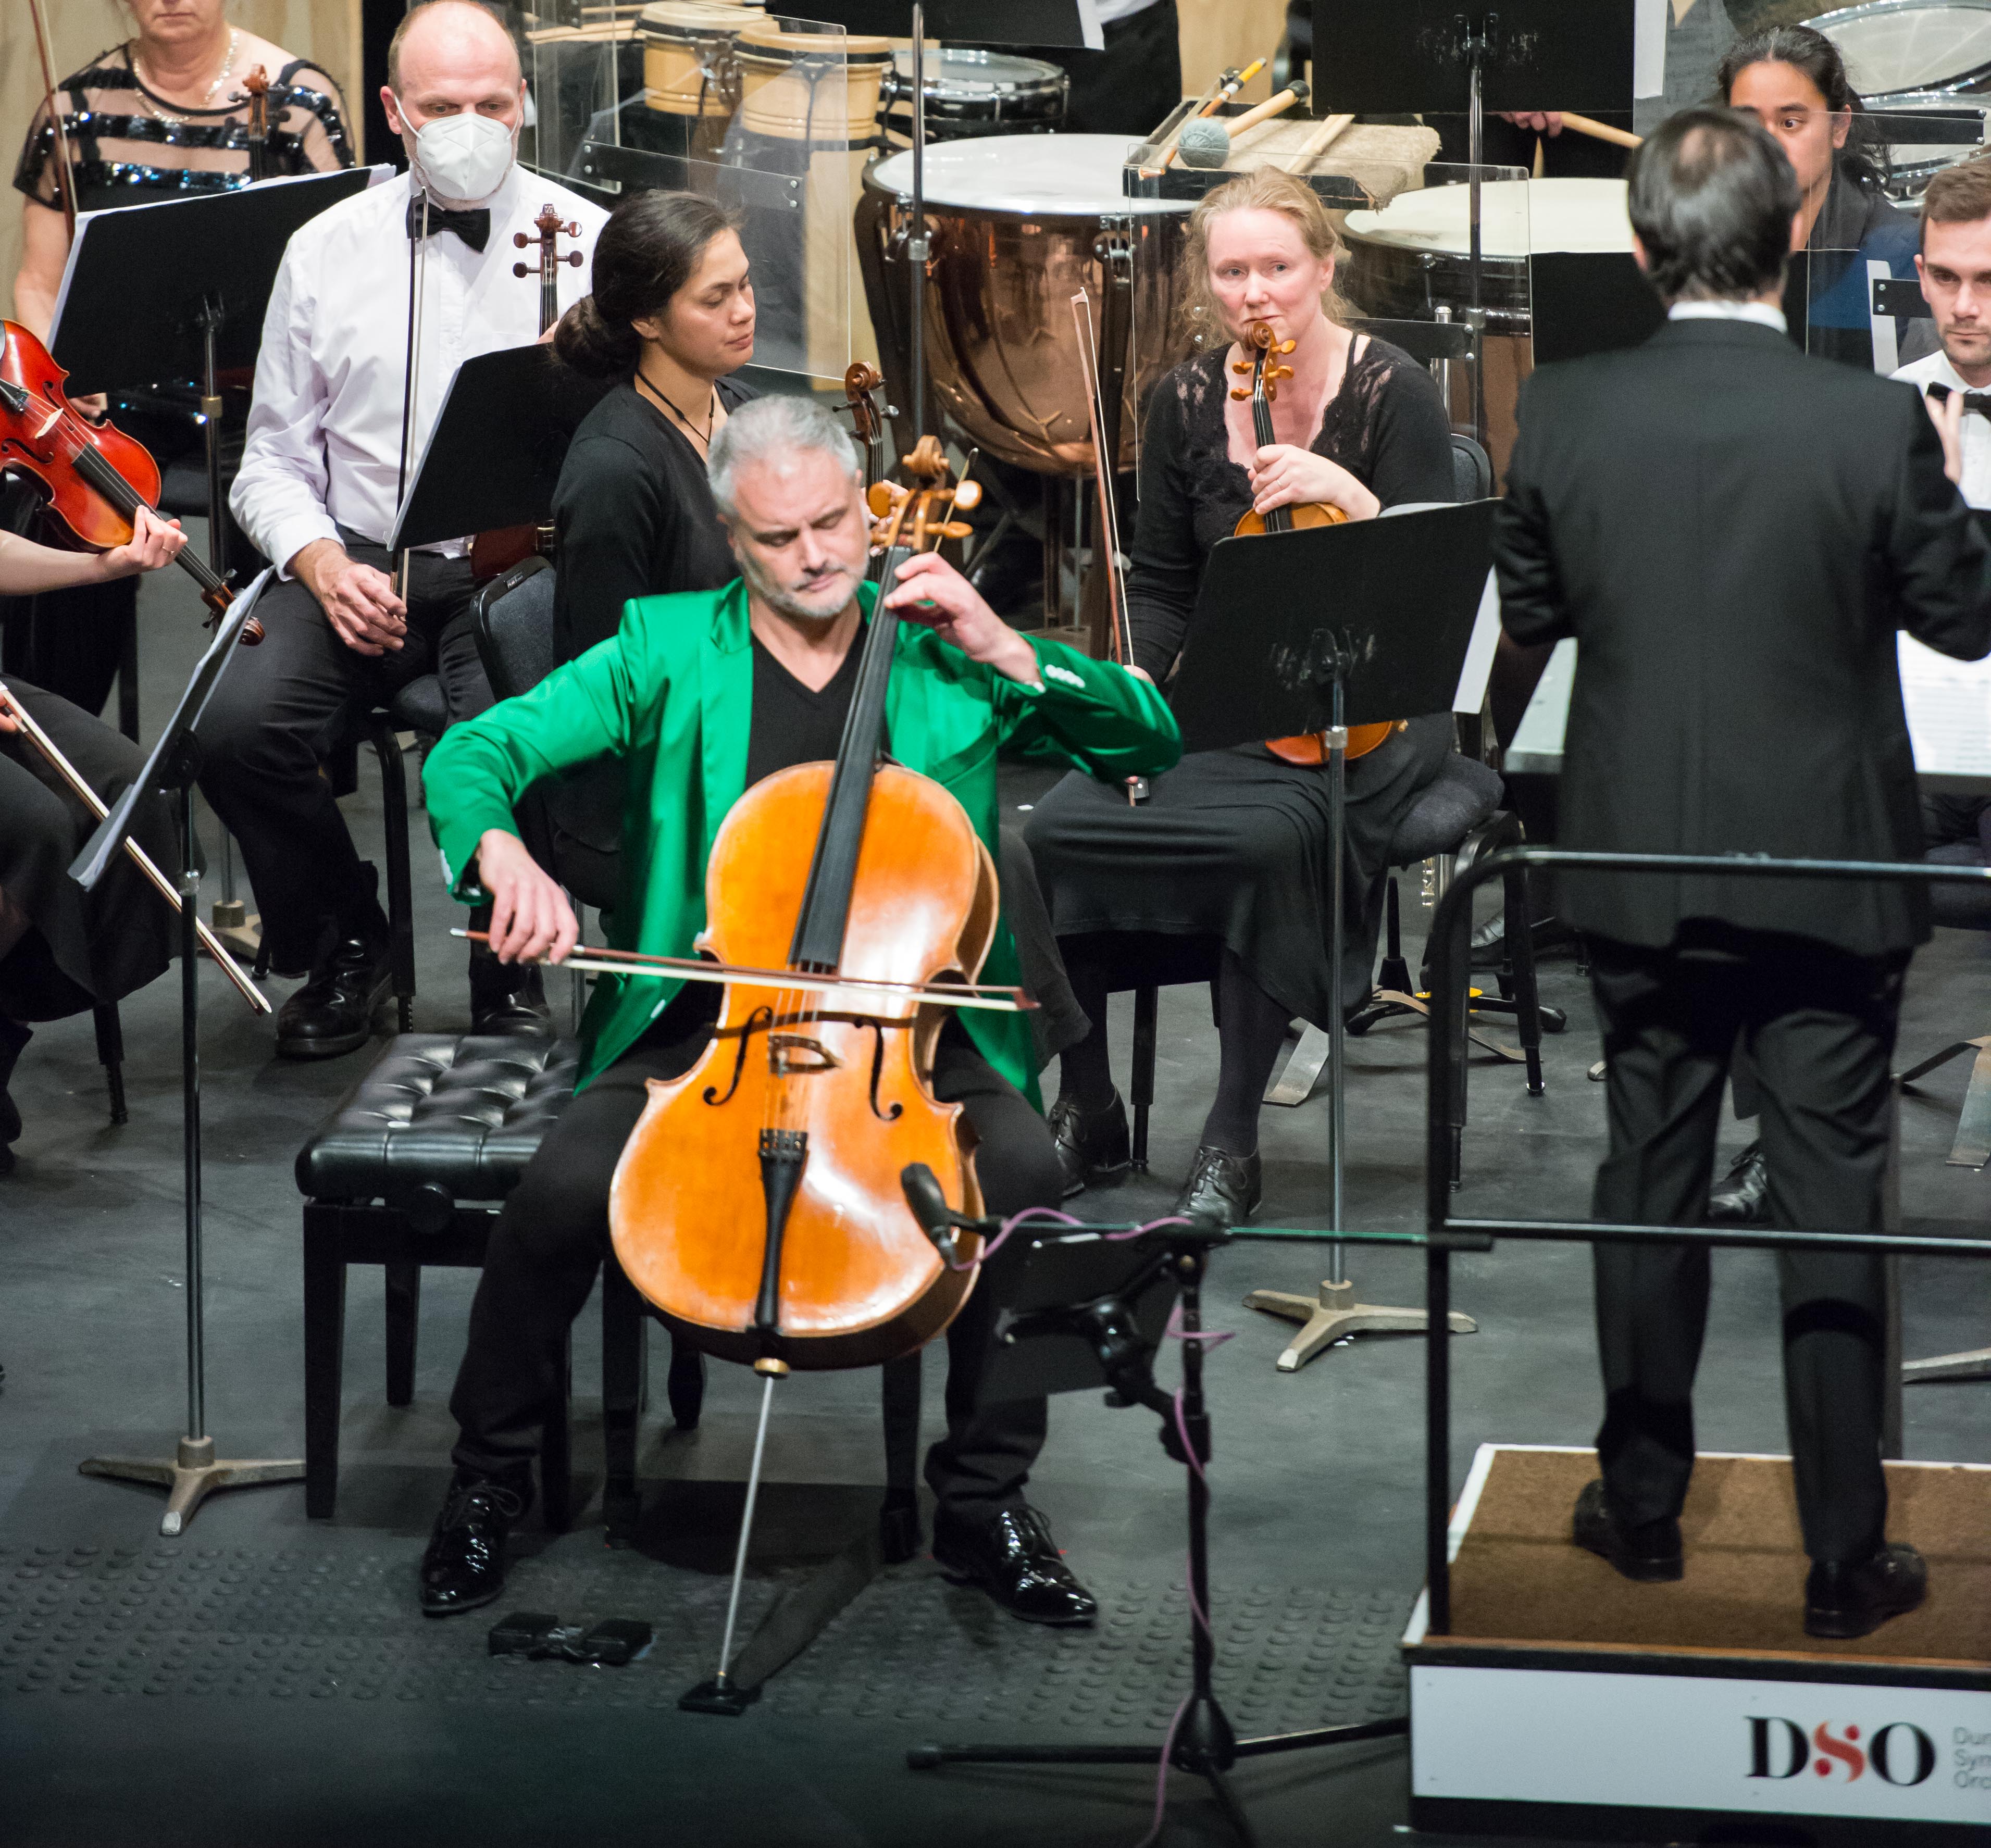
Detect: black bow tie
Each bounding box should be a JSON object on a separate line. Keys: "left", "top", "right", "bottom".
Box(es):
{"left": 1927, "top": 382, "right": 1991, "bottom": 419}
{"left": 405, "top": 197, "right": 490, "bottom": 253}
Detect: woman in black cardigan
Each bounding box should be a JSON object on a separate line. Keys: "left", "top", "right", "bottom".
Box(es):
{"left": 1025, "top": 167, "right": 1457, "bottom": 1226}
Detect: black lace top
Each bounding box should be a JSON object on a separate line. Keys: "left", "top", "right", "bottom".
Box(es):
{"left": 14, "top": 45, "right": 353, "bottom": 215}
{"left": 1126, "top": 336, "right": 1455, "bottom": 680}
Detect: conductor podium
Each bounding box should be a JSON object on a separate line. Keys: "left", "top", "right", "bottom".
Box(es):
{"left": 1404, "top": 1444, "right": 1991, "bottom": 1841}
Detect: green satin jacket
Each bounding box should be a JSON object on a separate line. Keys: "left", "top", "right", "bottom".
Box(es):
{"left": 424, "top": 578, "right": 1182, "bottom": 1101}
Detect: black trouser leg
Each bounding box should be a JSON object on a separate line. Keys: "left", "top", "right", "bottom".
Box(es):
{"left": 923, "top": 1030, "right": 1066, "bottom": 1525}
{"left": 1198, "top": 947, "right": 1292, "bottom": 1157}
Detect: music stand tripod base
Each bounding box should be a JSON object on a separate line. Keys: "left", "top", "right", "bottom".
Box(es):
{"left": 1899, "top": 1033, "right": 1991, "bottom": 1168}
{"left": 1243, "top": 1278, "right": 1478, "bottom": 1373}
{"left": 79, "top": 1438, "right": 303, "bottom": 1537}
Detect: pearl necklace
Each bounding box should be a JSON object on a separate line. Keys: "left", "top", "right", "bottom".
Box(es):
{"left": 135, "top": 28, "right": 242, "bottom": 127}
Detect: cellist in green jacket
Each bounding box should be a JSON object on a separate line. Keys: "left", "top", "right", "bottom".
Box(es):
{"left": 416, "top": 393, "right": 1181, "bottom": 1624}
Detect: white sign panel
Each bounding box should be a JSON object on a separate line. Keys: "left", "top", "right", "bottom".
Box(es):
{"left": 1414, "top": 1665, "right": 1991, "bottom": 1825}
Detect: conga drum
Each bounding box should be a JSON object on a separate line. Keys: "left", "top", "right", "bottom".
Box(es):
{"left": 640, "top": 1, "right": 757, "bottom": 121}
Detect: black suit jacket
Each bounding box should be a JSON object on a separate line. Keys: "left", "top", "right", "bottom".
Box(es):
{"left": 1494, "top": 316, "right": 1991, "bottom": 956}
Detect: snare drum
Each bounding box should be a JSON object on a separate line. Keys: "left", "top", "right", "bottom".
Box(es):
{"left": 737, "top": 25, "right": 894, "bottom": 142}
{"left": 1340, "top": 178, "right": 1633, "bottom": 333}
{"left": 879, "top": 47, "right": 1069, "bottom": 141}
{"left": 640, "top": 1, "right": 755, "bottom": 119}
{"left": 1812, "top": 0, "right": 1991, "bottom": 197}
{"left": 859, "top": 135, "right": 1190, "bottom": 474}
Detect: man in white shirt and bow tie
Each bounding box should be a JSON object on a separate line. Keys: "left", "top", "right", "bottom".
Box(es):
{"left": 203, "top": 0, "right": 605, "bottom": 1057}
{"left": 1896, "top": 156, "right": 1991, "bottom": 507}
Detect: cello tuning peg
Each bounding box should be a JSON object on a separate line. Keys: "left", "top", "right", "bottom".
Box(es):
{"left": 867, "top": 480, "right": 904, "bottom": 518}
{"left": 937, "top": 521, "right": 975, "bottom": 540}
{"left": 951, "top": 480, "right": 982, "bottom": 511}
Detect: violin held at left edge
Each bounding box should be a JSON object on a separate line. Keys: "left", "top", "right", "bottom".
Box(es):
{"left": 0, "top": 322, "right": 257, "bottom": 641}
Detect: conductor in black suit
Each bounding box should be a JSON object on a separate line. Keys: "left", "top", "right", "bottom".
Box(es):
{"left": 1495, "top": 105, "right": 1991, "bottom": 1640}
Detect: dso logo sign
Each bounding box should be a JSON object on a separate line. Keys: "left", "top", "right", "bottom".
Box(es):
{"left": 1748, "top": 1718, "right": 1939, "bottom": 1787}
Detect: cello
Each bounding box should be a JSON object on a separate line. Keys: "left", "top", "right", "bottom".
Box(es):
{"left": 0, "top": 322, "right": 256, "bottom": 640}
{"left": 1229, "top": 320, "right": 1399, "bottom": 763}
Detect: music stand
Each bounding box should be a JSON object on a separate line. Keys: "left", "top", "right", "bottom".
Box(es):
{"left": 1530, "top": 252, "right": 1668, "bottom": 364}
{"left": 1313, "top": 1, "right": 1635, "bottom": 438}
{"left": 1171, "top": 504, "right": 1494, "bottom": 1360}
{"left": 388, "top": 344, "right": 612, "bottom": 552}
{"left": 71, "top": 572, "right": 306, "bottom": 1534}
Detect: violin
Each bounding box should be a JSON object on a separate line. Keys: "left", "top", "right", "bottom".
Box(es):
{"left": 239, "top": 65, "right": 272, "bottom": 183}
{"left": 468, "top": 205, "right": 583, "bottom": 582}
{"left": 1229, "top": 321, "right": 1397, "bottom": 764}
{"left": 606, "top": 434, "right": 1003, "bottom": 1375}
{"left": 0, "top": 322, "right": 254, "bottom": 640}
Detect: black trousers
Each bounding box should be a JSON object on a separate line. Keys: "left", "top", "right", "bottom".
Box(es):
{"left": 1587, "top": 928, "right": 1903, "bottom": 1564}
{"left": 193, "top": 535, "right": 490, "bottom": 975}
{"left": 1021, "top": 0, "right": 1180, "bottom": 138}
{"left": 449, "top": 1023, "right": 1068, "bottom": 1525}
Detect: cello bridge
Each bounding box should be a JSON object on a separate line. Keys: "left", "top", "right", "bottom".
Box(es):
{"left": 768, "top": 1033, "right": 841, "bottom": 1076}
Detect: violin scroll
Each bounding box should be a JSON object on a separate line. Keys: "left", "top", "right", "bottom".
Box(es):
{"left": 513, "top": 205, "right": 584, "bottom": 282}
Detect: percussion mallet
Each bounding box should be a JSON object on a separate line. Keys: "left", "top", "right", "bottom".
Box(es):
{"left": 1554, "top": 110, "right": 1642, "bottom": 150}
{"left": 1288, "top": 111, "right": 1355, "bottom": 174}
{"left": 1158, "top": 56, "right": 1266, "bottom": 170}
{"left": 1146, "top": 63, "right": 1236, "bottom": 173}
{"left": 1178, "top": 80, "right": 1310, "bottom": 172}
{"left": 1223, "top": 79, "right": 1310, "bottom": 152}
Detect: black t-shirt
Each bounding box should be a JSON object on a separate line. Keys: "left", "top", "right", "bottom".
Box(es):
{"left": 550, "top": 376, "right": 755, "bottom": 664}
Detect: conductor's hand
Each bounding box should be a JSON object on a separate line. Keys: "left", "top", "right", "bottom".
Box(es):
{"left": 476, "top": 829, "right": 579, "bottom": 966}
{"left": 1927, "top": 386, "right": 1968, "bottom": 488}
{"left": 1499, "top": 111, "right": 1564, "bottom": 136}
{"left": 882, "top": 552, "right": 1041, "bottom": 685}
{"left": 98, "top": 505, "right": 187, "bottom": 580}
{"left": 1247, "top": 443, "right": 1382, "bottom": 522}
{"left": 293, "top": 539, "right": 408, "bottom": 657}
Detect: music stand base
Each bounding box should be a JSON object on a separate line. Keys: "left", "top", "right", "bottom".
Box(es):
{"left": 680, "top": 1676, "right": 761, "bottom": 1716}
{"left": 1899, "top": 1034, "right": 1991, "bottom": 1168}
{"left": 79, "top": 1435, "right": 303, "bottom": 1537}
{"left": 1902, "top": 1345, "right": 1991, "bottom": 1383}
{"left": 1244, "top": 1279, "right": 1477, "bottom": 1373}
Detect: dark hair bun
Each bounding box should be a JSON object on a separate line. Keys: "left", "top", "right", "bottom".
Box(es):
{"left": 552, "top": 293, "right": 639, "bottom": 378}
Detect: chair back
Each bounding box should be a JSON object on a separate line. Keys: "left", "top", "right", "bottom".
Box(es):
{"left": 1450, "top": 432, "right": 1492, "bottom": 502}
{"left": 474, "top": 556, "right": 558, "bottom": 701}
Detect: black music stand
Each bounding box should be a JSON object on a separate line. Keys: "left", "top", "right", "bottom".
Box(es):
{"left": 1314, "top": 1, "right": 1635, "bottom": 438}
{"left": 388, "top": 343, "right": 612, "bottom": 552}
{"left": 1174, "top": 504, "right": 1494, "bottom": 1351}
{"left": 71, "top": 572, "right": 306, "bottom": 1534}
{"left": 1530, "top": 252, "right": 1668, "bottom": 364}
{"left": 900, "top": 1192, "right": 1408, "bottom": 1847}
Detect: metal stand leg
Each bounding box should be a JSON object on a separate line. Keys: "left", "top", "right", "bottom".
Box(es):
{"left": 1900, "top": 1033, "right": 1991, "bottom": 1168}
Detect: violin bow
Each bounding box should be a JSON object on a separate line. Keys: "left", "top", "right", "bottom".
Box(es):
{"left": 26, "top": 0, "right": 78, "bottom": 242}
{"left": 0, "top": 681, "right": 271, "bottom": 1015}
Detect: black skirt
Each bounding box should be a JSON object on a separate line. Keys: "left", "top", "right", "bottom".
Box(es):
{"left": 0, "top": 679, "right": 182, "bottom": 1021}
{"left": 1024, "top": 715, "right": 1452, "bottom": 1027}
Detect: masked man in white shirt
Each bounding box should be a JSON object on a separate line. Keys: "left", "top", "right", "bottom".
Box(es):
{"left": 202, "top": 0, "right": 606, "bottom": 1058}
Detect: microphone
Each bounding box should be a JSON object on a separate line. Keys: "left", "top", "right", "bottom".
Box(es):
{"left": 900, "top": 1163, "right": 962, "bottom": 1265}
{"left": 1177, "top": 119, "right": 1232, "bottom": 170}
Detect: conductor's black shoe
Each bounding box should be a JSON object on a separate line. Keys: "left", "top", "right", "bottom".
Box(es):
{"left": 1707, "top": 1141, "right": 1770, "bottom": 1225}
{"left": 1572, "top": 1478, "right": 1684, "bottom": 1582}
{"left": 1046, "top": 1090, "right": 1131, "bottom": 1197}
{"left": 932, "top": 1506, "right": 1099, "bottom": 1627}
{"left": 420, "top": 1466, "right": 534, "bottom": 1618}
{"left": 1175, "top": 1143, "right": 1261, "bottom": 1228}
{"left": 1803, "top": 1542, "right": 1927, "bottom": 1640}
{"left": 275, "top": 929, "right": 391, "bottom": 1060}
{"left": 470, "top": 964, "right": 552, "bottom": 1038}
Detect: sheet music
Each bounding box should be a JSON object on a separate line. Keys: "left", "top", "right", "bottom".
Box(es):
{"left": 1899, "top": 634, "right": 1991, "bottom": 777}
{"left": 1452, "top": 570, "right": 1501, "bottom": 715}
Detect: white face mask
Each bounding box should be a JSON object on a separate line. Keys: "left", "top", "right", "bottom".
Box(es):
{"left": 400, "top": 103, "right": 517, "bottom": 205}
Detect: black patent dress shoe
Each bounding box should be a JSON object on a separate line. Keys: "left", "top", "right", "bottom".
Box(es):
{"left": 1572, "top": 1478, "right": 1684, "bottom": 1582}
{"left": 1046, "top": 1090, "right": 1131, "bottom": 1198}
{"left": 471, "top": 964, "right": 552, "bottom": 1038}
{"left": 1175, "top": 1144, "right": 1262, "bottom": 1228}
{"left": 420, "top": 1467, "right": 534, "bottom": 1618}
{"left": 276, "top": 931, "right": 391, "bottom": 1060}
{"left": 1804, "top": 1541, "right": 1927, "bottom": 1639}
{"left": 932, "top": 1506, "right": 1099, "bottom": 1627}
{"left": 1707, "top": 1141, "right": 1770, "bottom": 1225}
{"left": 1470, "top": 911, "right": 1579, "bottom": 970}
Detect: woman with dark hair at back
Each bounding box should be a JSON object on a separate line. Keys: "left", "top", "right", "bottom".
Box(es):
{"left": 1719, "top": 22, "right": 1934, "bottom": 369}
{"left": 550, "top": 190, "right": 758, "bottom": 664}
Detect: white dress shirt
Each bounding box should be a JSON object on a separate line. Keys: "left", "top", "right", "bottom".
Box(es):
{"left": 1892, "top": 347, "right": 1991, "bottom": 509}
{"left": 232, "top": 165, "right": 607, "bottom": 573}
{"left": 1667, "top": 298, "right": 1788, "bottom": 334}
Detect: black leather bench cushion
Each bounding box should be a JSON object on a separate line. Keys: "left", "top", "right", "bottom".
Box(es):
{"left": 296, "top": 1034, "right": 580, "bottom": 1204}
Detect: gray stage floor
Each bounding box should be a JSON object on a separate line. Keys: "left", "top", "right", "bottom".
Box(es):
{"left": 1, "top": 550, "right": 1985, "bottom": 1846}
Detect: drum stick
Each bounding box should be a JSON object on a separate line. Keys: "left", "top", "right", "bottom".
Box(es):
{"left": 1223, "top": 81, "right": 1309, "bottom": 149}
{"left": 1288, "top": 112, "right": 1355, "bottom": 174}
{"left": 1158, "top": 57, "right": 1266, "bottom": 171}
{"left": 1556, "top": 111, "right": 1642, "bottom": 150}
{"left": 0, "top": 681, "right": 272, "bottom": 1015}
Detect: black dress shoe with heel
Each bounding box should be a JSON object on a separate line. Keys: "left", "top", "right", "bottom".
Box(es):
{"left": 1707, "top": 1141, "right": 1770, "bottom": 1225}
{"left": 1804, "top": 1542, "right": 1927, "bottom": 1639}
{"left": 932, "top": 1505, "right": 1099, "bottom": 1626}
{"left": 420, "top": 1466, "right": 534, "bottom": 1617}
{"left": 471, "top": 963, "right": 552, "bottom": 1038}
{"left": 1175, "top": 1144, "right": 1261, "bottom": 1228}
{"left": 1046, "top": 1090, "right": 1131, "bottom": 1198}
{"left": 276, "top": 928, "right": 392, "bottom": 1060}
{"left": 1572, "top": 1478, "right": 1684, "bottom": 1582}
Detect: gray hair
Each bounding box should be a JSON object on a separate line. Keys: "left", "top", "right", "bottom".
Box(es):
{"left": 707, "top": 394, "right": 862, "bottom": 515}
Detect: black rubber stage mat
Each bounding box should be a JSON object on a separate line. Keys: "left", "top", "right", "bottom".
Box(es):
{"left": 0, "top": 1535, "right": 1410, "bottom": 1738}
